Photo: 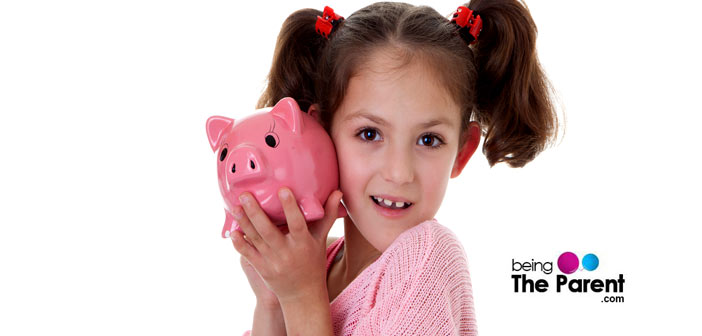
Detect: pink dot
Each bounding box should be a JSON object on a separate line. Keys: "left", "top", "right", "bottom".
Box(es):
{"left": 558, "top": 252, "right": 579, "bottom": 274}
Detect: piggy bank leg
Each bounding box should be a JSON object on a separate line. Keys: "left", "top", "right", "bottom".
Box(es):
{"left": 299, "top": 197, "right": 325, "bottom": 222}
{"left": 222, "top": 210, "right": 242, "bottom": 239}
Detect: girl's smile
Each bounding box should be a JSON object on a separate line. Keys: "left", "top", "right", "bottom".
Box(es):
{"left": 370, "top": 194, "right": 413, "bottom": 218}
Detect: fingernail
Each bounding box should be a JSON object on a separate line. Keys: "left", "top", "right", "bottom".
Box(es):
{"left": 233, "top": 208, "right": 243, "bottom": 220}
{"left": 279, "top": 188, "right": 290, "bottom": 199}
{"left": 239, "top": 193, "right": 250, "bottom": 205}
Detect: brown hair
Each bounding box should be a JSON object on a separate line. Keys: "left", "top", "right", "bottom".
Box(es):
{"left": 257, "top": 0, "right": 559, "bottom": 168}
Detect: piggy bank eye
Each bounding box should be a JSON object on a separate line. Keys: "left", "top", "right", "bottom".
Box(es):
{"left": 219, "top": 147, "right": 228, "bottom": 161}
{"left": 265, "top": 133, "right": 279, "bottom": 148}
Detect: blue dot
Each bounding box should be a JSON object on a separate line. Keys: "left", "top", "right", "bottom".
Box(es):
{"left": 582, "top": 253, "right": 599, "bottom": 271}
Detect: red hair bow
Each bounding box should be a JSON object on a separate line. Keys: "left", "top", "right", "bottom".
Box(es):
{"left": 315, "top": 6, "right": 344, "bottom": 39}
{"left": 451, "top": 6, "right": 482, "bottom": 44}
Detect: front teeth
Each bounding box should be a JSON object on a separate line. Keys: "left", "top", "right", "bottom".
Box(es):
{"left": 372, "top": 196, "right": 411, "bottom": 209}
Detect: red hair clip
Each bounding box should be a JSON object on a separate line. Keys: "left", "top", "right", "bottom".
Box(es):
{"left": 315, "top": 6, "right": 344, "bottom": 39}
{"left": 451, "top": 6, "right": 482, "bottom": 44}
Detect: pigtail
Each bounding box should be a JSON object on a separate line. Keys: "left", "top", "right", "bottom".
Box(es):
{"left": 466, "top": 0, "right": 558, "bottom": 167}
{"left": 256, "top": 9, "right": 328, "bottom": 113}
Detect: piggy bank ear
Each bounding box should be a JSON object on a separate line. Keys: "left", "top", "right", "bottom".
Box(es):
{"left": 206, "top": 116, "right": 234, "bottom": 152}
{"left": 271, "top": 97, "right": 304, "bottom": 134}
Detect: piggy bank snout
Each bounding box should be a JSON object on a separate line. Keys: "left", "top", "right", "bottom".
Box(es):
{"left": 225, "top": 145, "right": 266, "bottom": 183}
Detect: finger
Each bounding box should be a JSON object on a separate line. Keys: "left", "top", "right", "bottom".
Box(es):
{"left": 337, "top": 201, "right": 348, "bottom": 218}
{"left": 231, "top": 229, "right": 265, "bottom": 268}
{"left": 239, "top": 192, "right": 285, "bottom": 250}
{"left": 278, "top": 187, "right": 307, "bottom": 237}
{"left": 232, "top": 205, "right": 271, "bottom": 256}
{"left": 309, "top": 190, "right": 343, "bottom": 240}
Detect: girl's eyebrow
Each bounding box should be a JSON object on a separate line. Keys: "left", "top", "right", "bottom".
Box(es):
{"left": 343, "top": 109, "right": 454, "bottom": 128}
{"left": 343, "top": 110, "right": 388, "bottom": 126}
{"left": 420, "top": 117, "right": 453, "bottom": 129}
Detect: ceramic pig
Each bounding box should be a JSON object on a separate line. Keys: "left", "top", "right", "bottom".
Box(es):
{"left": 206, "top": 97, "right": 341, "bottom": 238}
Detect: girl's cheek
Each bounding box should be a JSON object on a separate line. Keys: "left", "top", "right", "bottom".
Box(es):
{"left": 337, "top": 137, "right": 369, "bottom": 166}
{"left": 338, "top": 144, "right": 369, "bottom": 182}
{"left": 335, "top": 139, "right": 357, "bottom": 176}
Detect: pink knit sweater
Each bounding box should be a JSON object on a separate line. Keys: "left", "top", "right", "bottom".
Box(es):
{"left": 242, "top": 219, "right": 477, "bottom": 335}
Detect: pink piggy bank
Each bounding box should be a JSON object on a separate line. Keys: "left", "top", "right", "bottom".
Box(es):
{"left": 206, "top": 97, "right": 341, "bottom": 238}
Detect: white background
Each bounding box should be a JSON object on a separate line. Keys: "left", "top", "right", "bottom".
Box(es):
{"left": 1, "top": 0, "right": 700, "bottom": 335}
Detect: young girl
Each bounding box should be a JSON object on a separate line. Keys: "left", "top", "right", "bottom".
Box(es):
{"left": 231, "top": 0, "right": 557, "bottom": 334}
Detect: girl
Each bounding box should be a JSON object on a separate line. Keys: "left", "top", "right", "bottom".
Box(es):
{"left": 231, "top": 0, "right": 557, "bottom": 334}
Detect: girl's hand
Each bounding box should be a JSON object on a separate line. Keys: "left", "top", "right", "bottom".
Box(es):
{"left": 230, "top": 187, "right": 344, "bottom": 303}
{"left": 239, "top": 255, "right": 287, "bottom": 336}
{"left": 238, "top": 254, "right": 279, "bottom": 308}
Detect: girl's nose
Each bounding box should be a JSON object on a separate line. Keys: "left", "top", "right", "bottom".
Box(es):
{"left": 381, "top": 146, "right": 414, "bottom": 185}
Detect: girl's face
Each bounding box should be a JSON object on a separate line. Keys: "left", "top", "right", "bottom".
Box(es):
{"left": 330, "top": 49, "right": 467, "bottom": 252}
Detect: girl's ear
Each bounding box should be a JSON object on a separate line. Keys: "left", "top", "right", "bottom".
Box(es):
{"left": 451, "top": 122, "right": 481, "bottom": 178}
{"left": 307, "top": 103, "right": 322, "bottom": 123}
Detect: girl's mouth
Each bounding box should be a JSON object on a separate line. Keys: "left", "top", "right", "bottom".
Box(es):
{"left": 370, "top": 195, "right": 412, "bottom": 209}
{"left": 370, "top": 195, "right": 412, "bottom": 218}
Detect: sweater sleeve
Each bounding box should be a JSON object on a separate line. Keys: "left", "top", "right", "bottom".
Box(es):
{"left": 354, "top": 222, "right": 477, "bottom": 335}
{"left": 382, "top": 247, "right": 477, "bottom": 336}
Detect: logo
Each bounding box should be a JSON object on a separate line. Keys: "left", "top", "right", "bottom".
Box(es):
{"left": 557, "top": 252, "right": 599, "bottom": 274}
{"left": 511, "top": 251, "right": 625, "bottom": 303}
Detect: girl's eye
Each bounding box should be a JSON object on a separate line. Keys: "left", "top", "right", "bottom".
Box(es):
{"left": 355, "top": 128, "right": 443, "bottom": 148}
{"left": 356, "top": 127, "right": 382, "bottom": 142}
{"left": 417, "top": 134, "right": 444, "bottom": 148}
